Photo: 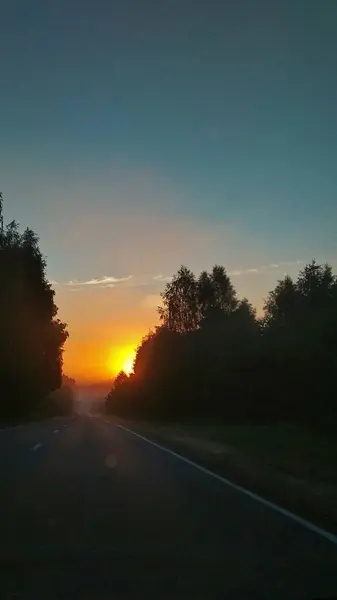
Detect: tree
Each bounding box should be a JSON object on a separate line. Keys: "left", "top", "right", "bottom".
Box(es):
{"left": 106, "top": 259, "right": 337, "bottom": 427}
{"left": 47, "top": 374, "right": 76, "bottom": 417}
{"left": 297, "top": 260, "right": 335, "bottom": 304}
{"left": 263, "top": 275, "right": 298, "bottom": 327}
{"left": 159, "top": 266, "right": 199, "bottom": 332}
{"left": 197, "top": 270, "right": 214, "bottom": 318}
{"left": 210, "top": 265, "right": 237, "bottom": 313}
{"left": 198, "top": 265, "right": 237, "bottom": 322}
{"left": 0, "top": 196, "right": 69, "bottom": 420}
{"left": 114, "top": 370, "right": 129, "bottom": 389}
{"left": 261, "top": 261, "right": 337, "bottom": 423}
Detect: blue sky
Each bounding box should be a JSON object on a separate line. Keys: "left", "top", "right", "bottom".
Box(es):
{"left": 1, "top": 0, "right": 336, "bottom": 379}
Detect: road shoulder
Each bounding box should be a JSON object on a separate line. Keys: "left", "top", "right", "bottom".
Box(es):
{"left": 109, "top": 416, "right": 337, "bottom": 538}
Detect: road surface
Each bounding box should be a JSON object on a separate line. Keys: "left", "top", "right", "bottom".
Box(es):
{"left": 1, "top": 414, "right": 337, "bottom": 599}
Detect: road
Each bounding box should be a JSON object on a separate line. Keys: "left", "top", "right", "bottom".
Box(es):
{"left": 1, "top": 414, "right": 337, "bottom": 599}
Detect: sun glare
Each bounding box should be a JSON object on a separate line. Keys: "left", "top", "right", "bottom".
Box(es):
{"left": 122, "top": 353, "right": 135, "bottom": 375}
{"left": 108, "top": 346, "right": 136, "bottom": 377}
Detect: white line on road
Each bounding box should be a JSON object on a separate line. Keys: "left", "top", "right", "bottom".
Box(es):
{"left": 117, "top": 423, "right": 337, "bottom": 546}
{"left": 32, "top": 443, "right": 42, "bottom": 451}
{"left": 53, "top": 430, "right": 59, "bottom": 434}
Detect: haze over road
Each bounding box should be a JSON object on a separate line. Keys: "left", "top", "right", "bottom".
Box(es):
{"left": 1, "top": 414, "right": 337, "bottom": 599}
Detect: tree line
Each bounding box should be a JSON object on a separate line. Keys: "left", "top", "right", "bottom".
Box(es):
{"left": 106, "top": 261, "right": 337, "bottom": 428}
{"left": 0, "top": 194, "right": 73, "bottom": 422}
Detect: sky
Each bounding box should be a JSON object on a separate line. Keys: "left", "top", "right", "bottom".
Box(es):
{"left": 1, "top": 0, "right": 337, "bottom": 382}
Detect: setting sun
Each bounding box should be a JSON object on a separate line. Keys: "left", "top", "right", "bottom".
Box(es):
{"left": 107, "top": 346, "right": 136, "bottom": 377}
{"left": 122, "top": 352, "right": 136, "bottom": 375}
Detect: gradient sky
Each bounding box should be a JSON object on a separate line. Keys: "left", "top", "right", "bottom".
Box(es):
{"left": 1, "top": 0, "right": 337, "bottom": 382}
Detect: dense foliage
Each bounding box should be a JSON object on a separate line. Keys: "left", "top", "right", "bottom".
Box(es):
{"left": 106, "top": 261, "right": 337, "bottom": 427}
{"left": 47, "top": 375, "right": 76, "bottom": 417}
{"left": 0, "top": 194, "right": 70, "bottom": 421}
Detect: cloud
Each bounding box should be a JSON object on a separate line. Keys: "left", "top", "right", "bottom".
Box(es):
{"left": 68, "top": 275, "right": 132, "bottom": 287}
{"left": 49, "top": 275, "right": 132, "bottom": 290}
{"left": 50, "top": 259, "right": 305, "bottom": 294}
{"left": 153, "top": 274, "right": 173, "bottom": 283}
{"left": 228, "top": 260, "right": 304, "bottom": 277}
{"left": 150, "top": 261, "right": 305, "bottom": 283}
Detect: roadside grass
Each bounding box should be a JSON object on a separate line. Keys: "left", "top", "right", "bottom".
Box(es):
{"left": 116, "top": 417, "right": 337, "bottom": 529}
{"left": 163, "top": 421, "right": 337, "bottom": 485}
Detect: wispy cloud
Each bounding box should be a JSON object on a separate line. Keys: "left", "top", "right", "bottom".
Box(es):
{"left": 151, "top": 261, "right": 305, "bottom": 282}
{"left": 153, "top": 274, "right": 173, "bottom": 283}
{"left": 49, "top": 260, "right": 305, "bottom": 293}
{"left": 228, "top": 260, "right": 304, "bottom": 277}
{"left": 68, "top": 275, "right": 132, "bottom": 287}
{"left": 49, "top": 275, "right": 132, "bottom": 290}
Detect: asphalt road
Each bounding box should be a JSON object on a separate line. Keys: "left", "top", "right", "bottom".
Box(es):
{"left": 1, "top": 414, "right": 337, "bottom": 600}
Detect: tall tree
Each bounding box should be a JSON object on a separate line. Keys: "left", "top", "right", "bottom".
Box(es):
{"left": 197, "top": 270, "right": 215, "bottom": 318}
{"left": 211, "top": 265, "right": 237, "bottom": 313}
{"left": 0, "top": 199, "right": 68, "bottom": 419}
{"left": 159, "top": 266, "right": 199, "bottom": 332}
{"left": 263, "top": 275, "right": 298, "bottom": 328}
{"left": 106, "top": 259, "right": 337, "bottom": 426}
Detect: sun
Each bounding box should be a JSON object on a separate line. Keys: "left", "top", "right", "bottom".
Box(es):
{"left": 108, "top": 346, "right": 136, "bottom": 377}
{"left": 122, "top": 352, "right": 135, "bottom": 376}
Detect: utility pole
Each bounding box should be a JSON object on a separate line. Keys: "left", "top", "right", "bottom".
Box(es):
{"left": 0, "top": 192, "right": 3, "bottom": 233}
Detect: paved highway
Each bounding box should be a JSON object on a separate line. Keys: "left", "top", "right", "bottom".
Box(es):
{"left": 1, "top": 414, "right": 337, "bottom": 599}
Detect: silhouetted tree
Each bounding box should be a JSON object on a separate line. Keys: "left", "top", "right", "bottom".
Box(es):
{"left": 106, "top": 260, "right": 337, "bottom": 428}
{"left": 0, "top": 196, "right": 69, "bottom": 421}
{"left": 159, "top": 266, "right": 199, "bottom": 332}
{"left": 114, "top": 370, "right": 129, "bottom": 388}
{"left": 261, "top": 261, "right": 337, "bottom": 423}
{"left": 47, "top": 374, "right": 76, "bottom": 417}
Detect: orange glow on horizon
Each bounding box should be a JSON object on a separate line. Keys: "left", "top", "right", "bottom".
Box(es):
{"left": 122, "top": 353, "right": 135, "bottom": 375}
{"left": 54, "top": 277, "right": 157, "bottom": 384}
{"left": 62, "top": 338, "right": 140, "bottom": 384}
{"left": 107, "top": 346, "right": 136, "bottom": 377}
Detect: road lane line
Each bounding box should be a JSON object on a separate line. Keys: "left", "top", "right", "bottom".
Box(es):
{"left": 32, "top": 443, "right": 42, "bottom": 451}
{"left": 117, "top": 423, "right": 337, "bottom": 546}
{"left": 53, "top": 430, "right": 59, "bottom": 434}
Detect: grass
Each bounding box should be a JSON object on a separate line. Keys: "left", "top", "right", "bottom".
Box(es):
{"left": 116, "top": 417, "right": 337, "bottom": 529}
{"left": 155, "top": 420, "right": 337, "bottom": 485}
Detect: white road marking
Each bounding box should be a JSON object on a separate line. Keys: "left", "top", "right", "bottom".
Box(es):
{"left": 32, "top": 443, "right": 42, "bottom": 451}
{"left": 53, "top": 430, "right": 59, "bottom": 434}
{"left": 117, "top": 423, "right": 337, "bottom": 546}
{"left": 63, "top": 424, "right": 68, "bottom": 428}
